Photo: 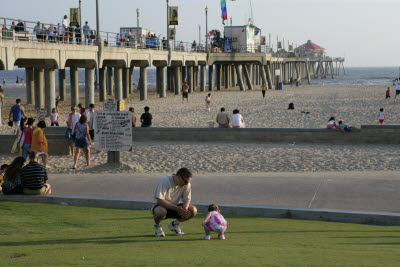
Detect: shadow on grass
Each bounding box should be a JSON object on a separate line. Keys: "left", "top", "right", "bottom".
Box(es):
{"left": 228, "top": 230, "right": 400, "bottom": 234}
{"left": 339, "top": 242, "right": 400, "bottom": 246}
{"left": 0, "top": 234, "right": 206, "bottom": 247}
{"left": 102, "top": 217, "right": 151, "bottom": 221}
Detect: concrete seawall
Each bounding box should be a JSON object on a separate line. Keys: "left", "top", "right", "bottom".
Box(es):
{"left": 1, "top": 195, "right": 400, "bottom": 226}
{"left": 1, "top": 125, "right": 399, "bottom": 154}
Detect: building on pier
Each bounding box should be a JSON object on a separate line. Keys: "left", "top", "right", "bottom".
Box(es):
{"left": 295, "top": 40, "right": 325, "bottom": 59}
{"left": 224, "top": 24, "right": 261, "bottom": 53}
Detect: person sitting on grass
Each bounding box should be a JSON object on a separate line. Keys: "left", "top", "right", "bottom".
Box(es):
{"left": 2, "top": 157, "right": 25, "bottom": 195}
{"left": 151, "top": 168, "right": 197, "bottom": 237}
{"left": 21, "top": 151, "right": 51, "bottom": 195}
{"left": 202, "top": 204, "right": 228, "bottom": 240}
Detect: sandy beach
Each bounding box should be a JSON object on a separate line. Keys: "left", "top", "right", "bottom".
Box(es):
{"left": 0, "top": 84, "right": 399, "bottom": 174}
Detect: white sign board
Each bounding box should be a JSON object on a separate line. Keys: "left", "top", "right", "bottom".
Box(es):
{"left": 94, "top": 111, "right": 132, "bottom": 151}
{"left": 275, "top": 69, "right": 281, "bottom": 76}
{"left": 103, "top": 100, "right": 118, "bottom": 111}
{"left": 36, "top": 108, "right": 47, "bottom": 121}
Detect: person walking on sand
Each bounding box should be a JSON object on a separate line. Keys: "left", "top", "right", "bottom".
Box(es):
{"left": 182, "top": 80, "right": 189, "bottom": 103}
{"left": 73, "top": 114, "right": 93, "bottom": 169}
{"left": 205, "top": 93, "right": 212, "bottom": 112}
{"left": 378, "top": 108, "right": 385, "bottom": 125}
{"left": 2, "top": 78, "right": 5, "bottom": 86}
{"left": 66, "top": 105, "right": 81, "bottom": 157}
{"left": 50, "top": 108, "right": 59, "bottom": 126}
{"left": 9, "top": 99, "right": 27, "bottom": 134}
{"left": 151, "top": 168, "right": 197, "bottom": 237}
{"left": 0, "top": 87, "right": 4, "bottom": 125}
{"left": 385, "top": 87, "right": 391, "bottom": 102}
{"left": 395, "top": 79, "right": 400, "bottom": 103}
{"left": 31, "top": 121, "right": 48, "bottom": 168}
{"left": 22, "top": 118, "right": 35, "bottom": 159}
{"left": 261, "top": 83, "right": 267, "bottom": 99}
{"left": 129, "top": 107, "right": 137, "bottom": 127}
{"left": 85, "top": 104, "right": 95, "bottom": 141}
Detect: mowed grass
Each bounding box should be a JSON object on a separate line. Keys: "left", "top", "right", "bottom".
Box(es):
{"left": 0, "top": 202, "right": 400, "bottom": 266}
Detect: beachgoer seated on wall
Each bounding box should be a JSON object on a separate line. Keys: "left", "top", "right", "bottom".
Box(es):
{"left": 232, "top": 109, "right": 245, "bottom": 128}
{"left": 326, "top": 117, "right": 338, "bottom": 130}
{"left": 338, "top": 121, "right": 355, "bottom": 132}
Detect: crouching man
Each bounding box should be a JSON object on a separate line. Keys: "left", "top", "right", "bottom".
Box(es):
{"left": 151, "top": 168, "right": 197, "bottom": 237}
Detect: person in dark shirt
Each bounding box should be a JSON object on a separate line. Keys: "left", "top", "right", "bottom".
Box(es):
{"left": 20, "top": 151, "right": 51, "bottom": 195}
{"left": 15, "top": 20, "right": 25, "bottom": 32}
{"left": 140, "top": 106, "right": 153, "bottom": 127}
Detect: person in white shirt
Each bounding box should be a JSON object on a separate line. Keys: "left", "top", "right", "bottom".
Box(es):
{"left": 85, "top": 104, "right": 95, "bottom": 140}
{"left": 151, "top": 168, "right": 197, "bottom": 237}
{"left": 66, "top": 105, "right": 81, "bottom": 157}
{"left": 231, "top": 109, "right": 244, "bottom": 128}
{"left": 394, "top": 79, "right": 400, "bottom": 103}
{"left": 47, "top": 24, "right": 55, "bottom": 42}
{"left": 62, "top": 15, "right": 68, "bottom": 28}
{"left": 57, "top": 23, "right": 65, "bottom": 43}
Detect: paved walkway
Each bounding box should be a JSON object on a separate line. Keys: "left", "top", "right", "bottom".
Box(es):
{"left": 49, "top": 171, "right": 400, "bottom": 214}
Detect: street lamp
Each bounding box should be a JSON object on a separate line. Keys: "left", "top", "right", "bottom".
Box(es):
{"left": 205, "top": 7, "right": 209, "bottom": 51}
{"left": 166, "top": 0, "right": 169, "bottom": 49}
{"left": 136, "top": 8, "right": 140, "bottom": 39}
{"left": 96, "top": 0, "right": 101, "bottom": 44}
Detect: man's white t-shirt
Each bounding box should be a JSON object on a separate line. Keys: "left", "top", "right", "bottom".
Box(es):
{"left": 232, "top": 113, "right": 243, "bottom": 127}
{"left": 153, "top": 175, "right": 191, "bottom": 205}
{"left": 70, "top": 113, "right": 81, "bottom": 133}
{"left": 396, "top": 81, "right": 400, "bottom": 91}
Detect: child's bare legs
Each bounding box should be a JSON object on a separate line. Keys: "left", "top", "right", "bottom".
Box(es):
{"left": 202, "top": 227, "right": 211, "bottom": 240}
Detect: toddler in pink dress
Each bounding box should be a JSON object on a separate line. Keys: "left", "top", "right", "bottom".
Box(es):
{"left": 202, "top": 204, "right": 228, "bottom": 240}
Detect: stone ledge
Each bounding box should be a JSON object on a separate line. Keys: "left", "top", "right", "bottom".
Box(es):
{"left": 1, "top": 195, "right": 400, "bottom": 226}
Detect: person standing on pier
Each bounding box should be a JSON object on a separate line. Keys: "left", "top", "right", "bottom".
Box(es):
{"left": 83, "top": 21, "right": 91, "bottom": 44}
{"left": 182, "top": 80, "right": 189, "bottom": 103}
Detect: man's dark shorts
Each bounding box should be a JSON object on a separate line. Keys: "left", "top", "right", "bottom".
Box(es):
{"left": 182, "top": 92, "right": 188, "bottom": 98}
{"left": 386, "top": 95, "right": 391, "bottom": 99}
{"left": 396, "top": 90, "right": 400, "bottom": 95}
{"left": 151, "top": 204, "right": 183, "bottom": 219}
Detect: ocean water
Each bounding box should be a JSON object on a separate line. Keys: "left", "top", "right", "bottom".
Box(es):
{"left": 0, "top": 66, "right": 398, "bottom": 93}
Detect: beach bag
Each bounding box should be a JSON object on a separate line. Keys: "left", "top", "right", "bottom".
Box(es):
{"left": 65, "top": 128, "right": 72, "bottom": 138}
{"left": 11, "top": 138, "right": 20, "bottom": 153}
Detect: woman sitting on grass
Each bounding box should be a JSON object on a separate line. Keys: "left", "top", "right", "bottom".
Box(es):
{"left": 2, "top": 157, "right": 26, "bottom": 195}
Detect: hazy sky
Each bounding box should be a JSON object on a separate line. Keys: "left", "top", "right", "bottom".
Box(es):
{"left": 2, "top": 0, "right": 399, "bottom": 67}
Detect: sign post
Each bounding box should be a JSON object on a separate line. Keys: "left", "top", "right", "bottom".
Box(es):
{"left": 94, "top": 110, "right": 132, "bottom": 164}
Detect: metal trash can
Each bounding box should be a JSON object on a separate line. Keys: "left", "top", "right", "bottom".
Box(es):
{"left": 278, "top": 82, "right": 283, "bottom": 90}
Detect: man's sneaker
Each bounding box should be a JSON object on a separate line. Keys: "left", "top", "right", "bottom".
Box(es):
{"left": 202, "top": 235, "right": 211, "bottom": 240}
{"left": 219, "top": 235, "right": 225, "bottom": 240}
{"left": 168, "top": 221, "right": 184, "bottom": 236}
{"left": 154, "top": 224, "right": 165, "bottom": 237}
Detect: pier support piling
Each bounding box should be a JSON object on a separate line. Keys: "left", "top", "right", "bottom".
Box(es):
{"left": 242, "top": 64, "right": 253, "bottom": 90}
{"left": 26, "top": 68, "right": 34, "bottom": 105}
{"left": 114, "top": 67, "right": 123, "bottom": 101}
{"left": 208, "top": 65, "right": 214, "bottom": 91}
{"left": 99, "top": 68, "right": 106, "bottom": 102}
{"left": 44, "top": 69, "right": 55, "bottom": 116}
{"left": 235, "top": 65, "right": 245, "bottom": 91}
{"left": 174, "top": 66, "right": 181, "bottom": 95}
{"left": 107, "top": 67, "right": 114, "bottom": 96}
{"left": 122, "top": 68, "right": 129, "bottom": 99}
{"left": 34, "top": 68, "right": 44, "bottom": 109}
{"left": 139, "top": 67, "right": 147, "bottom": 101}
{"left": 85, "top": 68, "right": 95, "bottom": 107}
{"left": 58, "top": 69, "right": 66, "bottom": 102}
{"left": 200, "top": 65, "right": 206, "bottom": 92}
{"left": 70, "top": 67, "right": 79, "bottom": 106}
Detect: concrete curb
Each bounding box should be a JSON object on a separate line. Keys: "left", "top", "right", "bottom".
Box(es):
{"left": 2, "top": 195, "right": 400, "bottom": 226}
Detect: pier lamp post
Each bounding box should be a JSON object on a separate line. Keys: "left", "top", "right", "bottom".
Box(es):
{"left": 205, "top": 7, "right": 208, "bottom": 53}
{"left": 95, "top": 0, "right": 101, "bottom": 44}
{"left": 79, "top": 0, "right": 82, "bottom": 28}
{"left": 166, "top": 0, "right": 170, "bottom": 49}
{"left": 136, "top": 8, "right": 140, "bottom": 38}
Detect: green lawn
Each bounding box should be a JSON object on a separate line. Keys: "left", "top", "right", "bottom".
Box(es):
{"left": 0, "top": 202, "right": 399, "bottom": 266}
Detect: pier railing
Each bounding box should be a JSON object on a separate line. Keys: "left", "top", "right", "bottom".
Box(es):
{"left": 0, "top": 17, "right": 207, "bottom": 53}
